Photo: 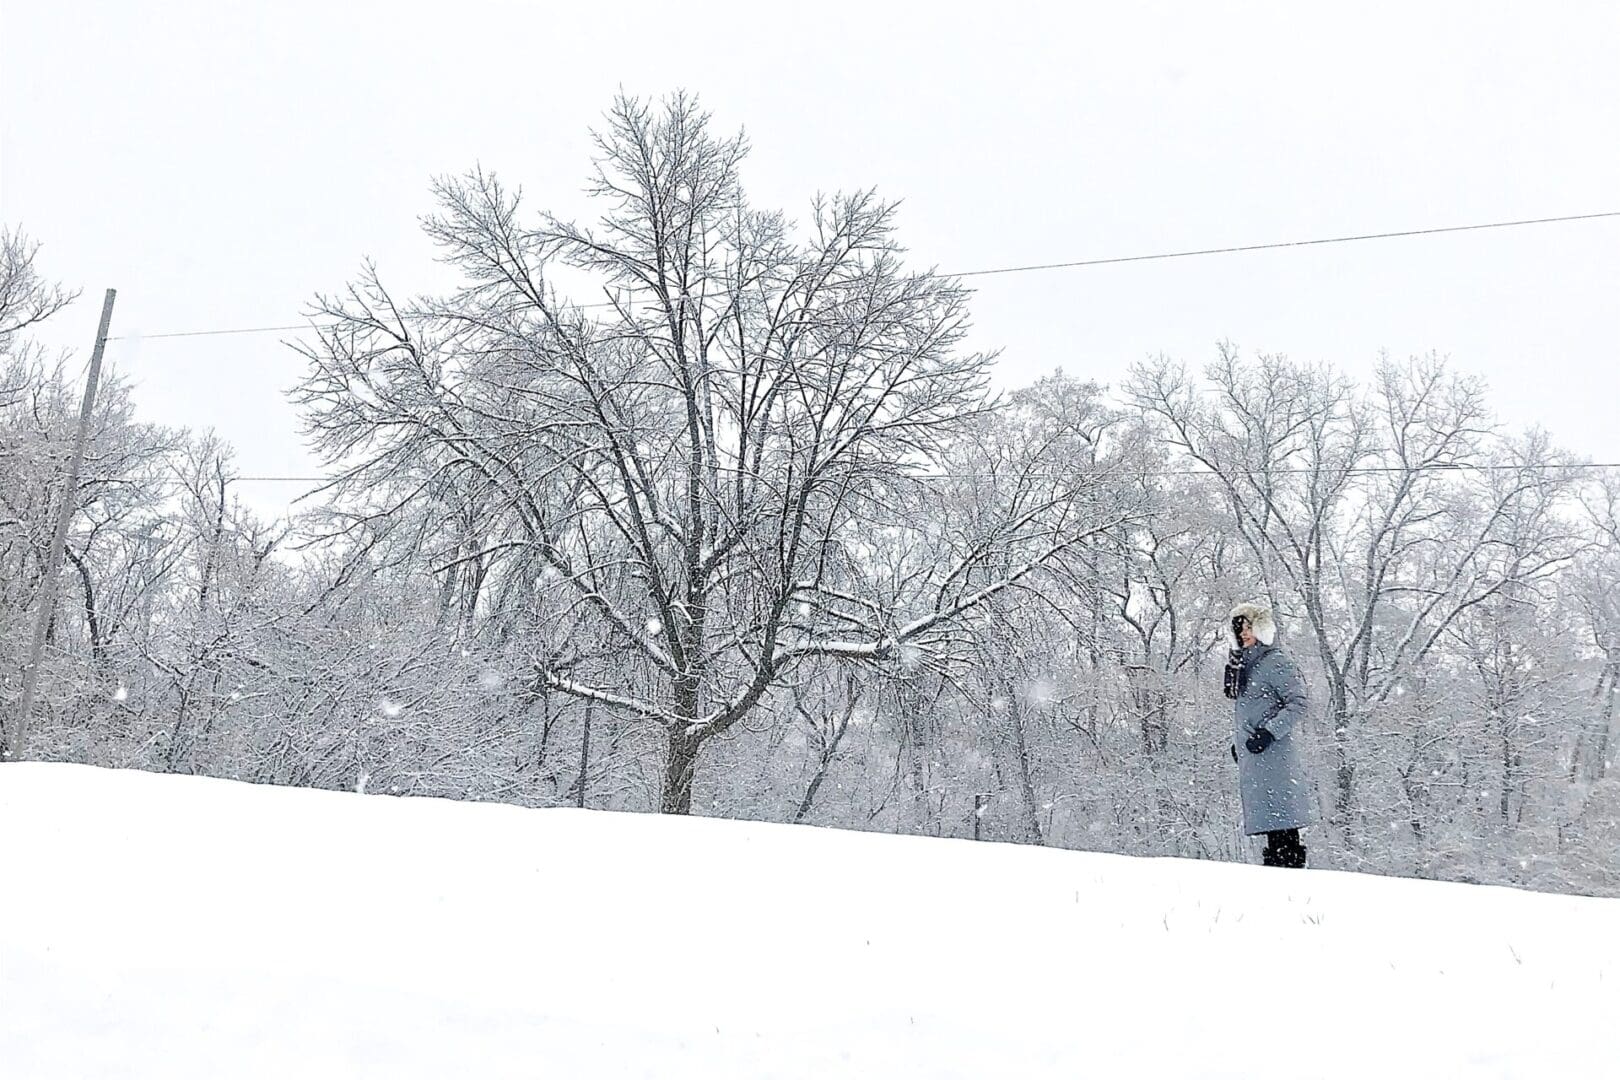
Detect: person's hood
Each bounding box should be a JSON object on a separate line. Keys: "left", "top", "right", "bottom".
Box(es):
{"left": 1230, "top": 602, "right": 1277, "bottom": 646}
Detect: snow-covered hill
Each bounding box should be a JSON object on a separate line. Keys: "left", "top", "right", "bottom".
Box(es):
{"left": 3, "top": 764, "right": 1616, "bottom": 1078}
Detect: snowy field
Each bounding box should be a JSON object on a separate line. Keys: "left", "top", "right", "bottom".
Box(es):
{"left": 3, "top": 764, "right": 1617, "bottom": 1079}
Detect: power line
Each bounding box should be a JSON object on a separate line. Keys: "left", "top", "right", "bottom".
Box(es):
{"left": 116, "top": 323, "right": 313, "bottom": 341}
{"left": 950, "top": 210, "right": 1620, "bottom": 278}
{"left": 107, "top": 209, "right": 1620, "bottom": 341}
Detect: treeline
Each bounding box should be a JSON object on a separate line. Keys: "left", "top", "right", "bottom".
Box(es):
{"left": 3, "top": 97, "right": 1615, "bottom": 896}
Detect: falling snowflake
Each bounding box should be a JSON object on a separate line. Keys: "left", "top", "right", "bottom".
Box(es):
{"left": 378, "top": 698, "right": 404, "bottom": 720}
{"left": 898, "top": 643, "right": 923, "bottom": 670}
{"left": 1023, "top": 677, "right": 1057, "bottom": 707}
{"left": 478, "top": 669, "right": 504, "bottom": 691}
{"left": 989, "top": 695, "right": 1009, "bottom": 713}
{"left": 112, "top": 684, "right": 128, "bottom": 703}
{"left": 797, "top": 601, "right": 812, "bottom": 617}
{"left": 645, "top": 617, "right": 663, "bottom": 636}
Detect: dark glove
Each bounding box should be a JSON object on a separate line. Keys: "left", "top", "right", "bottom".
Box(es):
{"left": 1229, "top": 743, "right": 1238, "bottom": 764}
{"left": 1222, "top": 648, "right": 1242, "bottom": 700}
{"left": 1245, "top": 728, "right": 1274, "bottom": 755}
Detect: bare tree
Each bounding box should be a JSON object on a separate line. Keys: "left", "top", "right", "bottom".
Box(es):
{"left": 1570, "top": 473, "right": 1620, "bottom": 782}
{"left": 0, "top": 227, "right": 77, "bottom": 350}
{"left": 293, "top": 93, "right": 1128, "bottom": 813}
{"left": 1128, "top": 348, "right": 1579, "bottom": 825}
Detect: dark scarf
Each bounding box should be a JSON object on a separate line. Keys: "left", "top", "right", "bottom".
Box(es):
{"left": 1222, "top": 643, "right": 1274, "bottom": 700}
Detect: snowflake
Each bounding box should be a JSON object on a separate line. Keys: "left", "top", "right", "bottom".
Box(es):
{"left": 111, "top": 684, "right": 128, "bottom": 703}
{"left": 378, "top": 698, "right": 404, "bottom": 720}
{"left": 645, "top": 617, "right": 663, "bottom": 636}
{"left": 1023, "top": 677, "right": 1057, "bottom": 707}
{"left": 478, "top": 669, "right": 504, "bottom": 691}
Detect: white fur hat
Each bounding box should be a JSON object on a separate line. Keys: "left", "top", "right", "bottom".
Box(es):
{"left": 1229, "top": 602, "right": 1277, "bottom": 646}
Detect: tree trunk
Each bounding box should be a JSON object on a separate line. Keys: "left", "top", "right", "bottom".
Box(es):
{"left": 661, "top": 726, "right": 700, "bottom": 815}
{"left": 1328, "top": 677, "right": 1355, "bottom": 821}
{"left": 1005, "top": 700, "right": 1045, "bottom": 844}
{"left": 1587, "top": 659, "right": 1617, "bottom": 782}
{"left": 793, "top": 751, "right": 836, "bottom": 824}
{"left": 576, "top": 699, "right": 593, "bottom": 809}
{"left": 793, "top": 717, "right": 848, "bottom": 824}
{"left": 66, "top": 547, "right": 105, "bottom": 667}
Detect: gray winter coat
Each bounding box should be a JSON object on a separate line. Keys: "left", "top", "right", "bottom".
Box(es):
{"left": 1231, "top": 644, "right": 1315, "bottom": 834}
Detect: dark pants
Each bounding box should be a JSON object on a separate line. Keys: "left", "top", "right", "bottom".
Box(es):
{"left": 1261, "top": 829, "right": 1306, "bottom": 868}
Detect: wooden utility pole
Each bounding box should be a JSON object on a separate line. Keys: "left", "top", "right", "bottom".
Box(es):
{"left": 7, "top": 289, "right": 117, "bottom": 761}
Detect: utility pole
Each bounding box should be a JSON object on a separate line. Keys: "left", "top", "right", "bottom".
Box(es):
{"left": 7, "top": 289, "right": 117, "bottom": 762}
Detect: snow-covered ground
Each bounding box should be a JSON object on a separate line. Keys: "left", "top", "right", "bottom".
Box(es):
{"left": 3, "top": 764, "right": 1617, "bottom": 1078}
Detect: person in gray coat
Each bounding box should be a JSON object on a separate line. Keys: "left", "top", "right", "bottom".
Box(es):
{"left": 1223, "top": 602, "right": 1314, "bottom": 867}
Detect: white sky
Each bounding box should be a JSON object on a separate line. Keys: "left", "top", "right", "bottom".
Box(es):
{"left": 4, "top": 0, "right": 1617, "bottom": 521}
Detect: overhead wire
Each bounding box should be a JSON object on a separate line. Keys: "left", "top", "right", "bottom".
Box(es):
{"left": 106, "top": 210, "right": 1620, "bottom": 341}
{"left": 80, "top": 207, "right": 1620, "bottom": 491}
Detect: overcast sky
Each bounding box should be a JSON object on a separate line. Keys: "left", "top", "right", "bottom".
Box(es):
{"left": 4, "top": 1, "right": 1617, "bottom": 520}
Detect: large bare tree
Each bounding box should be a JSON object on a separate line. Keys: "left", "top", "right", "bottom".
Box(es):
{"left": 295, "top": 94, "right": 1125, "bottom": 813}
